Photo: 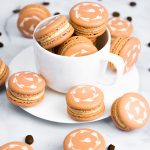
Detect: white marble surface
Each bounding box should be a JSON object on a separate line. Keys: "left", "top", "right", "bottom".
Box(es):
{"left": 0, "top": 0, "right": 150, "bottom": 149}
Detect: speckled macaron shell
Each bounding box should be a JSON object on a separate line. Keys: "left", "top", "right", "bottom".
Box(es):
{"left": 0, "top": 141, "right": 33, "bottom": 150}
{"left": 64, "top": 128, "right": 106, "bottom": 150}
{"left": 58, "top": 36, "right": 98, "bottom": 57}
{"left": 111, "top": 93, "right": 150, "bottom": 131}
{"left": 70, "top": 2, "right": 109, "bottom": 27}
{"left": 17, "top": 4, "right": 51, "bottom": 38}
{"left": 8, "top": 71, "right": 45, "bottom": 95}
{"left": 0, "top": 58, "right": 9, "bottom": 86}
{"left": 34, "top": 15, "right": 74, "bottom": 50}
{"left": 107, "top": 17, "right": 133, "bottom": 38}
{"left": 66, "top": 85, "right": 104, "bottom": 110}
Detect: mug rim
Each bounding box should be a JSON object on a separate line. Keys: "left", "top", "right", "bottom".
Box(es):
{"left": 33, "top": 15, "right": 111, "bottom": 60}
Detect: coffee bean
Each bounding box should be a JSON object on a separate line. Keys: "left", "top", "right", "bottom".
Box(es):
{"left": 147, "top": 42, "right": 150, "bottom": 47}
{"left": 0, "top": 42, "right": 4, "bottom": 48}
{"left": 108, "top": 144, "right": 115, "bottom": 150}
{"left": 129, "top": 1, "right": 137, "bottom": 7}
{"left": 54, "top": 12, "right": 60, "bottom": 15}
{"left": 112, "top": 11, "right": 120, "bottom": 17}
{"left": 25, "top": 135, "right": 34, "bottom": 145}
{"left": 126, "top": 16, "right": 132, "bottom": 22}
{"left": 42, "top": 2, "right": 50, "bottom": 6}
{"left": 148, "top": 68, "right": 150, "bottom": 72}
{"left": 0, "top": 32, "right": 2, "bottom": 36}
{"left": 13, "top": 9, "right": 20, "bottom": 13}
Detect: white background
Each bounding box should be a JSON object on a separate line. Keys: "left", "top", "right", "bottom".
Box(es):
{"left": 0, "top": 0, "right": 150, "bottom": 149}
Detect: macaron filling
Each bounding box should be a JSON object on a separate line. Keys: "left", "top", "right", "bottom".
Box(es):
{"left": 68, "top": 104, "right": 104, "bottom": 117}
{"left": 7, "top": 89, "right": 45, "bottom": 101}
{"left": 39, "top": 22, "right": 71, "bottom": 44}
{"left": 0, "top": 61, "right": 6, "bottom": 75}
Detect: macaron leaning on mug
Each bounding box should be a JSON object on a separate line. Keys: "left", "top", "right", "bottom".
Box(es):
{"left": 58, "top": 36, "right": 98, "bottom": 57}
{"left": 111, "top": 92, "right": 150, "bottom": 131}
{"left": 17, "top": 4, "right": 51, "bottom": 38}
{"left": 109, "top": 36, "right": 141, "bottom": 73}
{"left": 107, "top": 17, "right": 133, "bottom": 41}
{"left": 34, "top": 15, "right": 74, "bottom": 50}
{"left": 6, "top": 71, "right": 46, "bottom": 107}
{"left": 69, "top": 2, "right": 109, "bottom": 42}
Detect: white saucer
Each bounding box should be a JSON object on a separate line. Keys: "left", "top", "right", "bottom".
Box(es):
{"left": 6, "top": 46, "right": 140, "bottom": 124}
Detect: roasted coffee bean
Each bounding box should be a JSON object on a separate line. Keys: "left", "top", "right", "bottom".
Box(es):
{"left": 108, "top": 144, "right": 115, "bottom": 150}
{"left": 25, "top": 135, "right": 34, "bottom": 145}
{"left": 147, "top": 42, "right": 150, "bottom": 47}
{"left": 0, "top": 32, "right": 2, "bottom": 36}
{"left": 0, "top": 42, "right": 4, "bottom": 48}
{"left": 54, "top": 12, "right": 60, "bottom": 15}
{"left": 13, "top": 9, "right": 20, "bottom": 13}
{"left": 42, "top": 2, "right": 50, "bottom": 6}
{"left": 129, "top": 1, "right": 137, "bottom": 7}
{"left": 112, "top": 11, "right": 120, "bottom": 17}
{"left": 126, "top": 16, "right": 132, "bottom": 22}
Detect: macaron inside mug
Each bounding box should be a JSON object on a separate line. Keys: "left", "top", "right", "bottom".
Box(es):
{"left": 34, "top": 15, "right": 74, "bottom": 50}
{"left": 58, "top": 36, "right": 98, "bottom": 57}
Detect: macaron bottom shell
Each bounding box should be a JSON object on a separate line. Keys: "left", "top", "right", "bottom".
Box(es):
{"left": 67, "top": 104, "right": 105, "bottom": 121}
{"left": 6, "top": 89, "right": 45, "bottom": 107}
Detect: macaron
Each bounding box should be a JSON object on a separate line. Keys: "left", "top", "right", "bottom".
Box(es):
{"left": 58, "top": 36, "right": 98, "bottom": 57}
{"left": 34, "top": 15, "right": 74, "bottom": 50}
{"left": 6, "top": 71, "right": 46, "bottom": 107}
{"left": 107, "top": 17, "right": 133, "bottom": 40}
{"left": 109, "top": 36, "right": 141, "bottom": 73}
{"left": 69, "top": 2, "right": 109, "bottom": 42}
{"left": 17, "top": 4, "right": 51, "bottom": 38}
{"left": 64, "top": 128, "right": 106, "bottom": 150}
{"left": 66, "top": 85, "right": 105, "bottom": 121}
{"left": 0, "top": 58, "right": 9, "bottom": 86}
{"left": 0, "top": 141, "right": 33, "bottom": 150}
{"left": 111, "top": 92, "right": 150, "bottom": 131}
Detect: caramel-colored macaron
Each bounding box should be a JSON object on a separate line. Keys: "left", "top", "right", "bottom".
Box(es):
{"left": 0, "top": 58, "right": 9, "bottom": 86}
{"left": 6, "top": 71, "right": 46, "bottom": 107}
{"left": 0, "top": 141, "right": 33, "bottom": 150}
{"left": 111, "top": 92, "right": 150, "bottom": 131}
{"left": 109, "top": 36, "right": 141, "bottom": 73}
{"left": 58, "top": 36, "right": 98, "bottom": 57}
{"left": 107, "top": 17, "right": 133, "bottom": 40}
{"left": 17, "top": 4, "right": 51, "bottom": 38}
{"left": 64, "top": 128, "right": 106, "bottom": 150}
{"left": 70, "top": 2, "right": 109, "bottom": 41}
{"left": 66, "top": 85, "right": 105, "bottom": 121}
{"left": 34, "top": 15, "right": 74, "bottom": 50}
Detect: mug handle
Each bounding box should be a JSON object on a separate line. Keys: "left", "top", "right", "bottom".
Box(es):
{"left": 97, "top": 52, "right": 125, "bottom": 85}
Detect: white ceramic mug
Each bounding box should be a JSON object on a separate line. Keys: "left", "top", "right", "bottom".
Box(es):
{"left": 33, "top": 16, "right": 125, "bottom": 93}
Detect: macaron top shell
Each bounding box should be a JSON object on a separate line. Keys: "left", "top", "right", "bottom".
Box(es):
{"left": 66, "top": 85, "right": 104, "bottom": 110}
{"left": 118, "top": 93, "right": 150, "bottom": 129}
{"left": 64, "top": 128, "right": 106, "bottom": 150}
{"left": 8, "top": 71, "right": 45, "bottom": 95}
{"left": 0, "top": 141, "right": 33, "bottom": 150}
{"left": 120, "top": 37, "right": 141, "bottom": 73}
{"left": 35, "top": 15, "right": 67, "bottom": 38}
{"left": 17, "top": 4, "right": 51, "bottom": 38}
{"left": 70, "top": 2, "right": 109, "bottom": 27}
{"left": 59, "top": 36, "right": 98, "bottom": 57}
{"left": 107, "top": 17, "right": 133, "bottom": 37}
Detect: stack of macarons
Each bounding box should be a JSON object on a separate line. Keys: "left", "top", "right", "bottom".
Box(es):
{"left": 17, "top": 4, "right": 51, "bottom": 38}
{"left": 0, "top": 58, "right": 9, "bottom": 87}
{"left": 6, "top": 71, "right": 46, "bottom": 107}
{"left": 34, "top": 1, "right": 109, "bottom": 57}
{"left": 107, "top": 17, "right": 141, "bottom": 73}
